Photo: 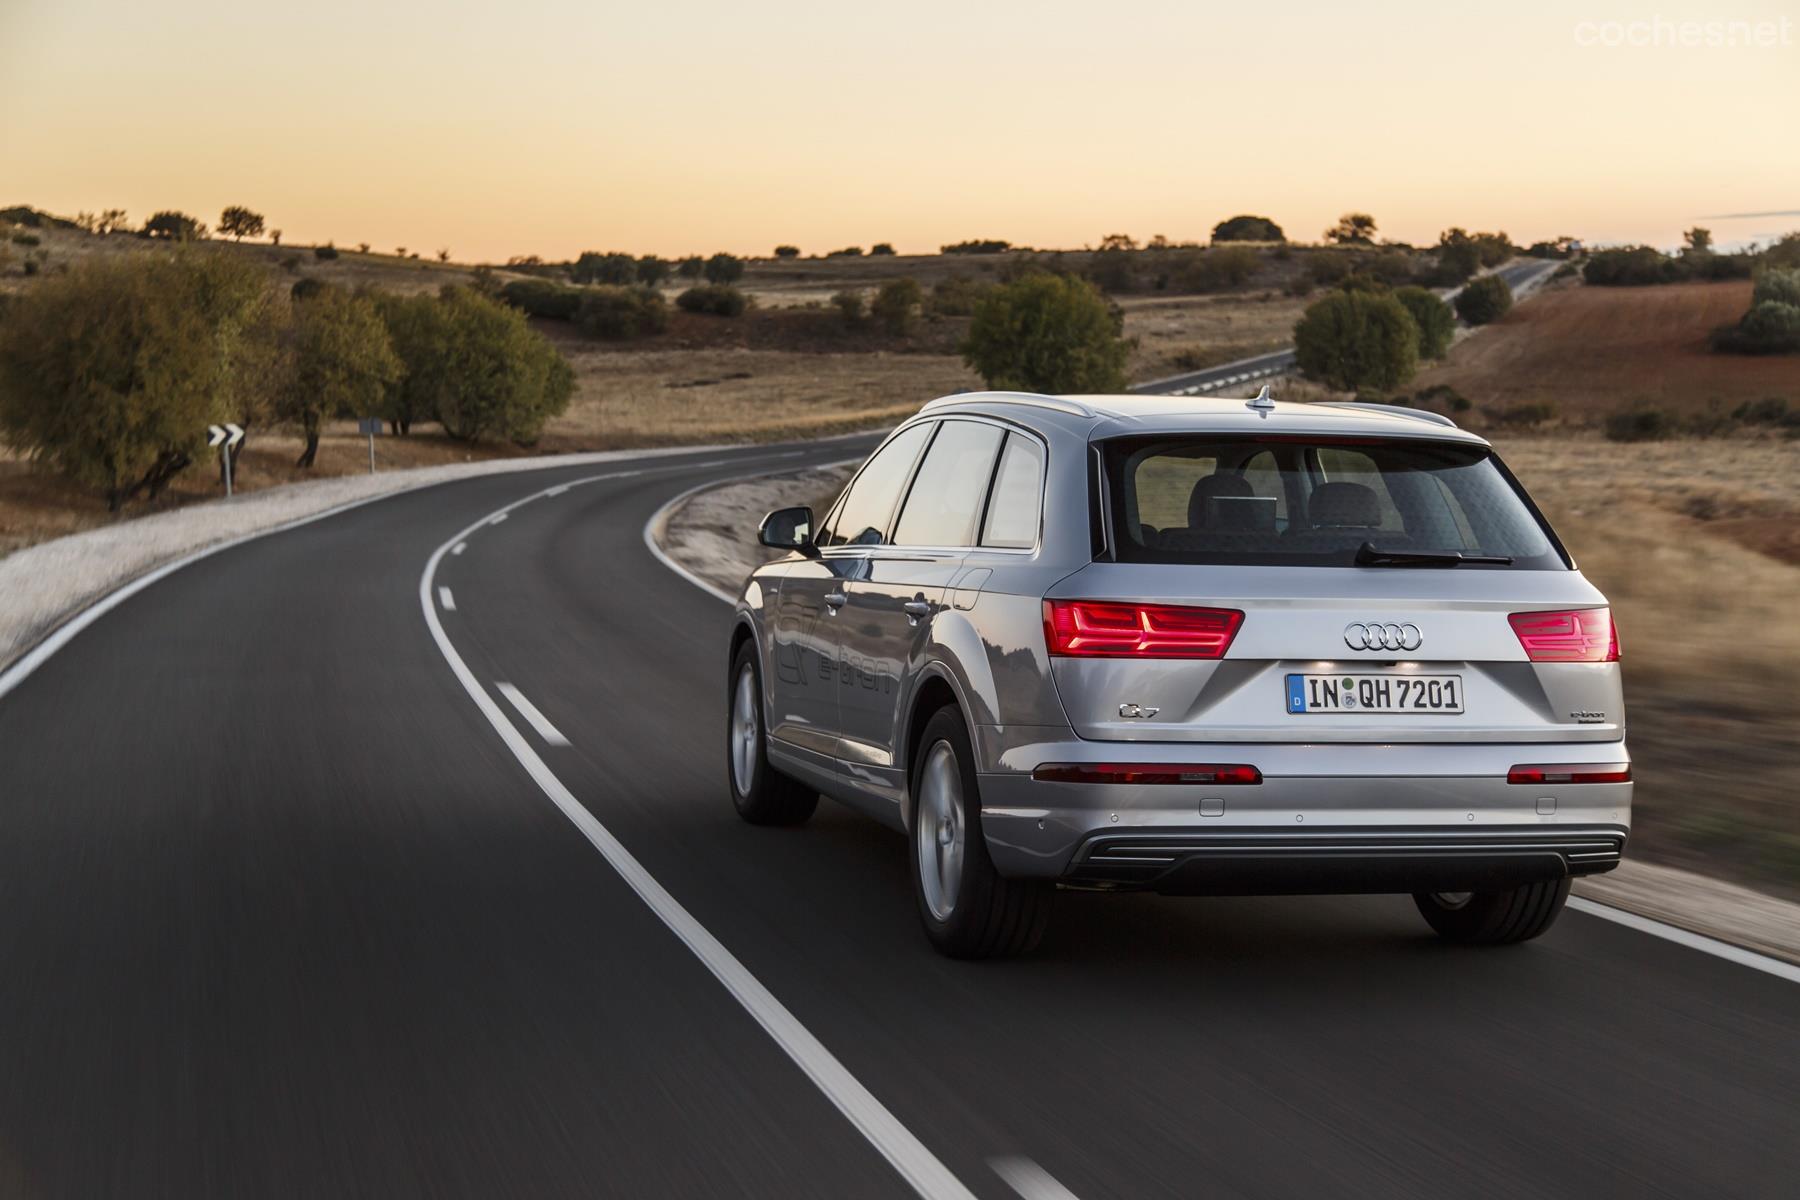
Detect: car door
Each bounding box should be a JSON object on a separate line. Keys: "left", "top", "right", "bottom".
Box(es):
{"left": 835, "top": 419, "right": 1006, "bottom": 797}
{"left": 767, "top": 423, "right": 933, "bottom": 761}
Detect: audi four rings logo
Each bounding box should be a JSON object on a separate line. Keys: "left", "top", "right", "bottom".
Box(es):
{"left": 1345, "top": 622, "right": 1422, "bottom": 651}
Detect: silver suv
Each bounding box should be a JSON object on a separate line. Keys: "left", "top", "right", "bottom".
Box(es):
{"left": 726, "top": 392, "right": 1629, "bottom": 957}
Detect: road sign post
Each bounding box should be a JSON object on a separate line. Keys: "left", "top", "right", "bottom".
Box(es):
{"left": 358, "top": 417, "right": 382, "bottom": 474}
{"left": 207, "top": 424, "right": 245, "bottom": 496}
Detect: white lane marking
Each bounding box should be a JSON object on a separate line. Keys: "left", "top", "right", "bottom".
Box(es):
{"left": 695, "top": 459, "right": 727, "bottom": 468}
{"left": 422, "top": 480, "right": 978, "bottom": 1200}
{"left": 496, "top": 682, "right": 570, "bottom": 747}
{"left": 489, "top": 512, "right": 508, "bottom": 525}
{"left": 641, "top": 457, "right": 865, "bottom": 606}
{"left": 452, "top": 542, "right": 467, "bottom": 556}
{"left": 1567, "top": 897, "right": 1800, "bottom": 984}
{"left": 437, "top": 586, "right": 456, "bottom": 612}
{"left": 991, "top": 1156, "right": 1083, "bottom": 1200}
{"left": 546, "top": 485, "right": 569, "bottom": 497}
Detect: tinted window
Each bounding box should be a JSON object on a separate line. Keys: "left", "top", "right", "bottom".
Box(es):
{"left": 980, "top": 434, "right": 1045, "bottom": 549}
{"left": 820, "top": 423, "right": 932, "bottom": 547}
{"left": 894, "top": 420, "right": 1004, "bottom": 546}
{"left": 1102, "top": 436, "right": 1564, "bottom": 569}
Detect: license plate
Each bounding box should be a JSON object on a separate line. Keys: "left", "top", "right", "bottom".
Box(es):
{"left": 1286, "top": 673, "right": 1464, "bottom": 714}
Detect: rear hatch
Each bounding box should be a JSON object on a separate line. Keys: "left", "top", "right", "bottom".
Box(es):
{"left": 1047, "top": 432, "right": 1623, "bottom": 744}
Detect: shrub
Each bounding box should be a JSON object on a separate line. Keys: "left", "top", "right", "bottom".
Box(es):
{"left": 1367, "top": 250, "right": 1416, "bottom": 284}
{"left": 676, "top": 255, "right": 704, "bottom": 280}
{"left": 635, "top": 255, "right": 670, "bottom": 287}
{"left": 941, "top": 239, "right": 1011, "bottom": 255}
{"left": 773, "top": 244, "right": 800, "bottom": 259}
{"left": 142, "top": 211, "right": 206, "bottom": 241}
{"left": 430, "top": 287, "right": 573, "bottom": 443}
{"left": 831, "top": 290, "right": 866, "bottom": 325}
{"left": 574, "top": 285, "right": 668, "bottom": 340}
{"left": 275, "top": 288, "right": 400, "bottom": 466}
{"left": 1754, "top": 267, "right": 1800, "bottom": 308}
{"left": 1733, "top": 397, "right": 1790, "bottom": 424}
{"left": 870, "top": 242, "right": 896, "bottom": 256}
{"left": 1292, "top": 290, "right": 1420, "bottom": 392}
{"left": 1284, "top": 274, "right": 1315, "bottom": 298}
{"left": 703, "top": 252, "right": 745, "bottom": 285}
{"left": 571, "top": 251, "right": 636, "bottom": 285}
{"left": 1454, "top": 274, "right": 1513, "bottom": 325}
{"left": 1211, "top": 215, "right": 1284, "bottom": 243}
{"left": 218, "top": 206, "right": 264, "bottom": 241}
{"left": 1605, "top": 408, "right": 1676, "bottom": 442}
{"left": 676, "top": 284, "right": 747, "bottom": 316}
{"left": 929, "top": 276, "right": 991, "bottom": 316}
{"left": 9, "top": 231, "right": 40, "bottom": 247}
{"left": 1178, "top": 245, "right": 1260, "bottom": 292}
{"left": 871, "top": 278, "right": 922, "bottom": 335}
{"left": 313, "top": 243, "right": 339, "bottom": 261}
{"left": 1485, "top": 401, "right": 1557, "bottom": 428}
{"left": 289, "top": 277, "right": 331, "bottom": 302}
{"left": 1086, "top": 247, "right": 1137, "bottom": 293}
{"left": 500, "top": 278, "right": 582, "bottom": 320}
{"left": 960, "top": 273, "right": 1129, "bottom": 393}
{"left": 1394, "top": 286, "right": 1455, "bottom": 358}
{"left": 1412, "top": 383, "right": 1470, "bottom": 412}
{"left": 1306, "top": 253, "right": 1353, "bottom": 285}
{"left": 0, "top": 251, "right": 269, "bottom": 507}
{"left": 826, "top": 246, "right": 863, "bottom": 258}
{"left": 1584, "top": 246, "right": 1683, "bottom": 286}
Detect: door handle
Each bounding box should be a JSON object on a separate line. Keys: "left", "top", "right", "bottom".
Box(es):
{"left": 824, "top": 591, "right": 848, "bottom": 611}
{"left": 903, "top": 598, "right": 932, "bottom": 624}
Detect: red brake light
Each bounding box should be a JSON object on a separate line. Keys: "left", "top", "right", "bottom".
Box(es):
{"left": 1508, "top": 607, "right": 1619, "bottom": 662}
{"left": 1507, "top": 764, "right": 1632, "bottom": 785}
{"left": 1043, "top": 600, "right": 1243, "bottom": 659}
{"left": 1033, "top": 763, "right": 1262, "bottom": 785}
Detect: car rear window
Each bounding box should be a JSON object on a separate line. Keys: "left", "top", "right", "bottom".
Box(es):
{"left": 1100, "top": 435, "right": 1566, "bottom": 569}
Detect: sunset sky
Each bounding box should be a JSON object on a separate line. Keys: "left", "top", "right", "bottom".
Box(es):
{"left": 4, "top": 0, "right": 1796, "bottom": 261}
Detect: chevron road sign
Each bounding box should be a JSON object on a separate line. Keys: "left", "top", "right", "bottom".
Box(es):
{"left": 207, "top": 423, "right": 244, "bottom": 449}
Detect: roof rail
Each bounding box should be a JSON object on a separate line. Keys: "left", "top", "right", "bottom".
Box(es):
{"left": 1320, "top": 401, "right": 1459, "bottom": 429}
{"left": 920, "top": 391, "right": 1097, "bottom": 419}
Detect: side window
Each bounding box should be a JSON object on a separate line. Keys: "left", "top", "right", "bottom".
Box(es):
{"left": 819, "top": 423, "right": 932, "bottom": 547}
{"left": 980, "top": 434, "right": 1045, "bottom": 549}
{"left": 893, "top": 420, "right": 1005, "bottom": 547}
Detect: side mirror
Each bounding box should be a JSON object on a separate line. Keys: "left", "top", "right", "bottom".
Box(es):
{"left": 758, "top": 506, "right": 817, "bottom": 555}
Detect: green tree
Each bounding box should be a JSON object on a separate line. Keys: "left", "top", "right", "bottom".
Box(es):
{"left": 870, "top": 242, "right": 896, "bottom": 256}
{"left": 1211, "top": 215, "right": 1285, "bottom": 243}
{"left": 142, "top": 210, "right": 207, "bottom": 241}
{"left": 773, "top": 244, "right": 801, "bottom": 259}
{"left": 635, "top": 254, "right": 670, "bottom": 286}
{"left": 1324, "top": 213, "right": 1378, "bottom": 246}
{"left": 1683, "top": 227, "right": 1713, "bottom": 254}
{"left": 571, "top": 251, "right": 637, "bottom": 285}
{"left": 372, "top": 291, "right": 452, "bottom": 434}
{"left": 1098, "top": 233, "right": 1138, "bottom": 251}
{"left": 676, "top": 255, "right": 705, "bottom": 281}
{"left": 1454, "top": 274, "right": 1513, "bottom": 325}
{"left": 431, "top": 288, "right": 574, "bottom": 443}
{"left": 1393, "top": 286, "right": 1455, "bottom": 358}
{"left": 871, "top": 278, "right": 923, "bottom": 335}
{"left": 218, "top": 206, "right": 265, "bottom": 241}
{"left": 703, "top": 252, "right": 745, "bottom": 285}
{"left": 961, "top": 273, "right": 1130, "bottom": 393}
{"left": 0, "top": 251, "right": 268, "bottom": 508}
{"left": 1292, "top": 290, "right": 1420, "bottom": 392}
{"left": 277, "top": 288, "right": 401, "bottom": 467}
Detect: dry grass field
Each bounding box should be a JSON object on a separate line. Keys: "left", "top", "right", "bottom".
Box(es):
{"left": 1414, "top": 280, "right": 1794, "bottom": 419}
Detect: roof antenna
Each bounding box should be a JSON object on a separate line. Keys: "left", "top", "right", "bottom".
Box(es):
{"left": 1247, "top": 383, "right": 1275, "bottom": 414}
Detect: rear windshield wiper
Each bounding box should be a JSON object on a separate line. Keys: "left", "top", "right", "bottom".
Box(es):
{"left": 1355, "top": 542, "right": 1514, "bottom": 567}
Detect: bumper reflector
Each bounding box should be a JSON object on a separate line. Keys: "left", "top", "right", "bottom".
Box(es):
{"left": 1507, "top": 764, "right": 1632, "bottom": 785}
{"left": 1032, "top": 763, "right": 1262, "bottom": 785}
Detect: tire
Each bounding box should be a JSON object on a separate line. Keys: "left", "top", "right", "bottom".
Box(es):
{"left": 908, "top": 706, "right": 1051, "bottom": 959}
{"left": 1412, "top": 878, "right": 1572, "bottom": 945}
{"left": 726, "top": 641, "right": 817, "bottom": 826}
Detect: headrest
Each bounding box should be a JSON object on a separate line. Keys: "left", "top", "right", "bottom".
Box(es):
{"left": 1187, "top": 473, "right": 1255, "bottom": 528}
{"left": 1307, "top": 482, "right": 1382, "bottom": 529}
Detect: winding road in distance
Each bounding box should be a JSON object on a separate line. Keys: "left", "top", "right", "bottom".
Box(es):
{"left": 1133, "top": 257, "right": 1564, "bottom": 397}
{"left": 0, "top": 434, "right": 1794, "bottom": 1199}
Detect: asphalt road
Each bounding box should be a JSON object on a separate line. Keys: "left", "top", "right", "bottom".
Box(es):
{"left": 1, "top": 438, "right": 1795, "bottom": 1199}
{"left": 1133, "top": 258, "right": 1563, "bottom": 397}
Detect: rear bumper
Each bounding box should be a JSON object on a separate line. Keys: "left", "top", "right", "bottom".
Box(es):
{"left": 1062, "top": 825, "right": 1626, "bottom": 894}
{"left": 976, "top": 734, "right": 1632, "bottom": 888}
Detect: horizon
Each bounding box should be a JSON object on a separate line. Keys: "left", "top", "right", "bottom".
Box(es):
{"left": 3, "top": 0, "right": 1796, "bottom": 261}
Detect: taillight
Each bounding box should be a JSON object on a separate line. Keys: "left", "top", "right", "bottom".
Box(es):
{"left": 1508, "top": 607, "right": 1619, "bottom": 662}
{"left": 1507, "top": 764, "right": 1632, "bottom": 784}
{"left": 1043, "top": 600, "right": 1243, "bottom": 659}
{"left": 1033, "top": 763, "right": 1262, "bottom": 785}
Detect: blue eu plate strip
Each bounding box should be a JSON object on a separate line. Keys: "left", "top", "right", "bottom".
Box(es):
{"left": 1285, "top": 674, "right": 1307, "bottom": 714}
